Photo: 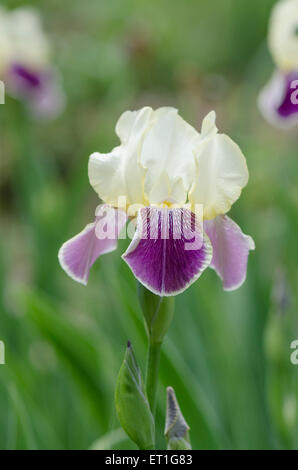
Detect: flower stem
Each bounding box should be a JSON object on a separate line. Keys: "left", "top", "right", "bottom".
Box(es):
{"left": 146, "top": 340, "right": 162, "bottom": 417}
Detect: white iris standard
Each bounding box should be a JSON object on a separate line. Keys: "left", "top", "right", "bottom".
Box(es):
{"left": 89, "top": 107, "right": 248, "bottom": 218}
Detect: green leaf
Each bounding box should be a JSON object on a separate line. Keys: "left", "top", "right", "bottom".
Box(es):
{"left": 89, "top": 428, "right": 130, "bottom": 450}
{"left": 22, "top": 289, "right": 110, "bottom": 428}
{"left": 115, "top": 342, "right": 155, "bottom": 450}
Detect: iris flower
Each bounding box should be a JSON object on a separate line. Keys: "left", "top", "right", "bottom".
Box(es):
{"left": 0, "top": 7, "right": 64, "bottom": 119}
{"left": 259, "top": 0, "right": 298, "bottom": 127}
{"left": 59, "top": 107, "right": 254, "bottom": 296}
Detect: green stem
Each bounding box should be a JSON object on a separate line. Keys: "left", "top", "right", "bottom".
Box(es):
{"left": 146, "top": 340, "right": 162, "bottom": 417}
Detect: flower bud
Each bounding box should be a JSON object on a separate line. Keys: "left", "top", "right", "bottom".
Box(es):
{"left": 115, "top": 341, "right": 155, "bottom": 450}
{"left": 165, "top": 386, "right": 191, "bottom": 450}
{"left": 137, "top": 283, "right": 174, "bottom": 344}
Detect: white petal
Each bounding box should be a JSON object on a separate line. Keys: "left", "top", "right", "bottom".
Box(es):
{"left": 148, "top": 171, "right": 187, "bottom": 206}
{"left": 140, "top": 107, "right": 200, "bottom": 205}
{"left": 201, "top": 110, "right": 218, "bottom": 139}
{"left": 88, "top": 107, "right": 153, "bottom": 206}
{"left": 190, "top": 114, "right": 248, "bottom": 220}
{"left": 89, "top": 147, "right": 126, "bottom": 207}
{"left": 115, "top": 107, "right": 151, "bottom": 142}
{"left": 268, "top": 0, "right": 298, "bottom": 71}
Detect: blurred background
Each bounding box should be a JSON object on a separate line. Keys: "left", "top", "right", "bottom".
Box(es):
{"left": 0, "top": 0, "right": 298, "bottom": 450}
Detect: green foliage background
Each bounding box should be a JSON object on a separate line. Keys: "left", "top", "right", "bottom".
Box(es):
{"left": 0, "top": 0, "right": 297, "bottom": 449}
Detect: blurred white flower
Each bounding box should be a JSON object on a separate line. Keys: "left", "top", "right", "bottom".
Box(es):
{"left": 269, "top": 0, "right": 298, "bottom": 72}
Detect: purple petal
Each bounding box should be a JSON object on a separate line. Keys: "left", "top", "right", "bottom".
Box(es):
{"left": 122, "top": 207, "right": 212, "bottom": 296}
{"left": 204, "top": 215, "right": 255, "bottom": 291}
{"left": 9, "top": 64, "right": 42, "bottom": 89}
{"left": 59, "top": 206, "right": 127, "bottom": 285}
{"left": 258, "top": 70, "right": 298, "bottom": 128}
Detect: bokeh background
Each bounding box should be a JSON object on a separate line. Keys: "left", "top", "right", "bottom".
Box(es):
{"left": 0, "top": 0, "right": 298, "bottom": 450}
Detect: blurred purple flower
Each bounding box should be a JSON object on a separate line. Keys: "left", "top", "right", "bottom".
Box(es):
{"left": 259, "top": 0, "right": 298, "bottom": 128}
{"left": 7, "top": 63, "right": 65, "bottom": 119}
{"left": 0, "top": 7, "right": 65, "bottom": 119}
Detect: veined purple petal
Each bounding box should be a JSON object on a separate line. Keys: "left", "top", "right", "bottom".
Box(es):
{"left": 122, "top": 207, "right": 212, "bottom": 296}
{"left": 204, "top": 215, "right": 255, "bottom": 291}
{"left": 258, "top": 70, "right": 298, "bottom": 128}
{"left": 58, "top": 206, "right": 127, "bottom": 285}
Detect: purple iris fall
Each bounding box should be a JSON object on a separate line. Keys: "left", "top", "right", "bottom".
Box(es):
{"left": 258, "top": 0, "right": 298, "bottom": 128}
{"left": 59, "top": 107, "right": 254, "bottom": 296}
{"left": 0, "top": 7, "right": 65, "bottom": 119}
